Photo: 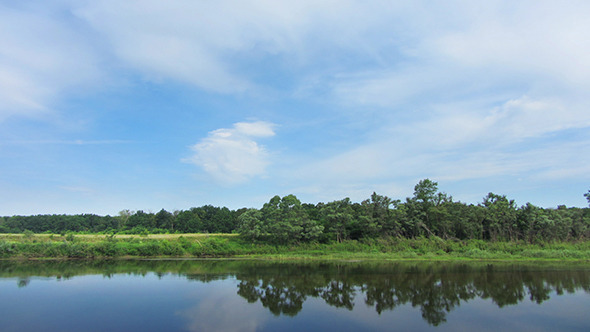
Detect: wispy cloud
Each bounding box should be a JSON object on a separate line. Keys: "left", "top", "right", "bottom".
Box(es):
{"left": 283, "top": 1, "right": 590, "bottom": 204}
{"left": 178, "top": 285, "right": 269, "bottom": 332}
{"left": 2, "top": 1, "right": 590, "bottom": 213}
{"left": 59, "top": 186, "right": 94, "bottom": 195}
{"left": 185, "top": 121, "right": 276, "bottom": 184}
{"left": 0, "top": 139, "right": 131, "bottom": 146}
{"left": 71, "top": 0, "right": 426, "bottom": 95}
{"left": 0, "top": 3, "right": 102, "bottom": 120}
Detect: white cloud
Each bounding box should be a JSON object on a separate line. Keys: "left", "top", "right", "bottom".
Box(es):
{"left": 4, "top": 1, "right": 590, "bottom": 120}
{"left": 285, "top": 91, "right": 590, "bottom": 203}
{"left": 433, "top": 1, "right": 590, "bottom": 85}
{"left": 329, "top": 1, "right": 590, "bottom": 111}
{"left": 395, "top": 95, "right": 590, "bottom": 151}
{"left": 72, "top": 0, "right": 311, "bottom": 93}
{"left": 3, "top": 1, "right": 590, "bottom": 210}
{"left": 186, "top": 121, "right": 276, "bottom": 184}
{"left": 233, "top": 122, "right": 276, "bottom": 137}
{"left": 0, "top": 3, "right": 102, "bottom": 120}
{"left": 485, "top": 96, "right": 590, "bottom": 139}
{"left": 71, "top": 0, "right": 428, "bottom": 94}
{"left": 286, "top": 131, "right": 590, "bottom": 204}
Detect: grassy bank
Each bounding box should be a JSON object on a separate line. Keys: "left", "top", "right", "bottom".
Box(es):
{"left": 1, "top": 233, "right": 590, "bottom": 261}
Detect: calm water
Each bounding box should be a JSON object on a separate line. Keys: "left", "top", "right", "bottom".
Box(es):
{"left": 0, "top": 260, "right": 589, "bottom": 332}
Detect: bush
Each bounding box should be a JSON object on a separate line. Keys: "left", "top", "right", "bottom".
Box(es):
{"left": 136, "top": 241, "right": 163, "bottom": 256}
{"left": 61, "top": 242, "right": 92, "bottom": 258}
{"left": 159, "top": 240, "right": 185, "bottom": 256}
{"left": 94, "top": 241, "right": 122, "bottom": 257}
{"left": 0, "top": 240, "right": 15, "bottom": 257}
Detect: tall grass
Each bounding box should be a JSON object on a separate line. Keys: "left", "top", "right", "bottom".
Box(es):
{"left": 0, "top": 235, "right": 589, "bottom": 260}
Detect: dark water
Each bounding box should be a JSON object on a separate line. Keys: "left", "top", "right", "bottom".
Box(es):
{"left": 0, "top": 260, "right": 589, "bottom": 332}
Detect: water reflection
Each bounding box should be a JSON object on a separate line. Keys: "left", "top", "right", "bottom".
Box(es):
{"left": 1, "top": 260, "right": 589, "bottom": 328}
{"left": 231, "top": 262, "right": 590, "bottom": 325}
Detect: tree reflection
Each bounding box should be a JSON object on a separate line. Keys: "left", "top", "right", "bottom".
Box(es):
{"left": 1, "top": 260, "right": 589, "bottom": 326}
{"left": 231, "top": 262, "right": 590, "bottom": 326}
{"left": 321, "top": 280, "right": 356, "bottom": 310}
{"left": 237, "top": 278, "right": 306, "bottom": 316}
{"left": 17, "top": 277, "right": 30, "bottom": 288}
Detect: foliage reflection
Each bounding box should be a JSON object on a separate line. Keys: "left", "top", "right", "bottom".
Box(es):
{"left": 1, "top": 260, "right": 589, "bottom": 326}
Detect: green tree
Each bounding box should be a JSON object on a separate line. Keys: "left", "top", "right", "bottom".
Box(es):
{"left": 126, "top": 210, "right": 155, "bottom": 231}
{"left": 175, "top": 209, "right": 202, "bottom": 233}
{"left": 446, "top": 202, "right": 484, "bottom": 240}
{"left": 404, "top": 179, "right": 450, "bottom": 238}
{"left": 359, "top": 192, "right": 402, "bottom": 238}
{"left": 190, "top": 205, "right": 238, "bottom": 233}
{"left": 0, "top": 217, "right": 8, "bottom": 233}
{"left": 155, "top": 209, "right": 173, "bottom": 230}
{"left": 237, "top": 209, "right": 265, "bottom": 242}
{"left": 518, "top": 203, "right": 552, "bottom": 243}
{"left": 118, "top": 210, "right": 132, "bottom": 230}
{"left": 262, "top": 195, "right": 323, "bottom": 244}
{"left": 269, "top": 195, "right": 304, "bottom": 244}
{"left": 482, "top": 193, "right": 518, "bottom": 241}
{"left": 321, "top": 198, "right": 354, "bottom": 242}
{"left": 563, "top": 207, "right": 589, "bottom": 240}
{"left": 410, "top": 179, "right": 439, "bottom": 236}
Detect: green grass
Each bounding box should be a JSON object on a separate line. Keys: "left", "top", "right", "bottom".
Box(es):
{"left": 0, "top": 233, "right": 589, "bottom": 261}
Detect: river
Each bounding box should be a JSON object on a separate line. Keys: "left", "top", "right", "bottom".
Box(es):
{"left": 1, "top": 260, "right": 589, "bottom": 331}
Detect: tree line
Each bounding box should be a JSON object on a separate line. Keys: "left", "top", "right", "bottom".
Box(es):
{"left": 0, "top": 205, "right": 242, "bottom": 235}
{"left": 2, "top": 179, "right": 589, "bottom": 244}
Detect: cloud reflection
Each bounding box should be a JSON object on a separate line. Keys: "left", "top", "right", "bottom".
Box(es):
{"left": 178, "top": 281, "right": 271, "bottom": 332}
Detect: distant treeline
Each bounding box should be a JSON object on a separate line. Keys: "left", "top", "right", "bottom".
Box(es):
{"left": 0, "top": 205, "right": 240, "bottom": 235}
{"left": 2, "top": 179, "right": 590, "bottom": 244}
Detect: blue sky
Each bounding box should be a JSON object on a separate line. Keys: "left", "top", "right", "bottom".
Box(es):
{"left": 1, "top": 0, "right": 590, "bottom": 215}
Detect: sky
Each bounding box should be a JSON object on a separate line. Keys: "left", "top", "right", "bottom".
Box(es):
{"left": 1, "top": 0, "right": 590, "bottom": 216}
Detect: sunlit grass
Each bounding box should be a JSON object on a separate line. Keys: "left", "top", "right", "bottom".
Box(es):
{"left": 0, "top": 233, "right": 237, "bottom": 243}
{"left": 0, "top": 233, "right": 589, "bottom": 261}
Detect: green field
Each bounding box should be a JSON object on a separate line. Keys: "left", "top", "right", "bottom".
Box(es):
{"left": 1, "top": 233, "right": 590, "bottom": 261}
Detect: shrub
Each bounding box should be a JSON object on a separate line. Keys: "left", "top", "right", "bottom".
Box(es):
{"left": 94, "top": 241, "right": 122, "bottom": 257}
{"left": 65, "top": 233, "right": 76, "bottom": 242}
{"left": 136, "top": 241, "right": 163, "bottom": 256}
{"left": 0, "top": 240, "right": 15, "bottom": 257}
{"left": 159, "top": 240, "right": 185, "bottom": 256}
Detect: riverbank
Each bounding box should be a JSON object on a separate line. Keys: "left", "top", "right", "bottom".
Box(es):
{"left": 1, "top": 233, "right": 589, "bottom": 261}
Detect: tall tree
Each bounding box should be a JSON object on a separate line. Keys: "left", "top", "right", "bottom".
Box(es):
{"left": 126, "top": 210, "right": 155, "bottom": 231}
{"left": 404, "top": 179, "right": 450, "bottom": 238}
{"left": 237, "top": 209, "right": 265, "bottom": 242}
{"left": 482, "top": 193, "right": 518, "bottom": 241}
{"left": 321, "top": 198, "right": 354, "bottom": 242}
{"left": 360, "top": 192, "right": 400, "bottom": 238}
{"left": 175, "top": 208, "right": 202, "bottom": 233}
{"left": 155, "top": 209, "right": 173, "bottom": 230}
{"left": 118, "top": 210, "right": 133, "bottom": 230}
{"left": 262, "top": 195, "right": 323, "bottom": 244}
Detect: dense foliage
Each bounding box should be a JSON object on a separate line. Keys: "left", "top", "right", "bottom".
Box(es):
{"left": 1, "top": 235, "right": 590, "bottom": 260}
{"left": 2, "top": 179, "right": 589, "bottom": 244}
{"left": 0, "top": 205, "right": 242, "bottom": 235}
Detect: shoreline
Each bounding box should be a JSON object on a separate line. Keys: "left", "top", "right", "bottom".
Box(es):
{"left": 2, "top": 233, "right": 590, "bottom": 261}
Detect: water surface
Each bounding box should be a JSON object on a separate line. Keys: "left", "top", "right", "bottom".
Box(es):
{"left": 1, "top": 260, "right": 589, "bottom": 331}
